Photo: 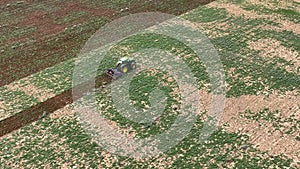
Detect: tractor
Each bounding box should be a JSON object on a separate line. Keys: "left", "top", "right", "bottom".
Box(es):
{"left": 104, "top": 57, "right": 137, "bottom": 80}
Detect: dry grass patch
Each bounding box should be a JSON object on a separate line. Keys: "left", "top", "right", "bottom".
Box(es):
{"left": 0, "top": 100, "right": 5, "bottom": 113}
{"left": 248, "top": 38, "right": 299, "bottom": 70}
{"left": 198, "top": 90, "right": 299, "bottom": 161}
{"left": 97, "top": 150, "right": 119, "bottom": 168}
{"left": 196, "top": 19, "right": 232, "bottom": 38}
{"left": 221, "top": 90, "right": 299, "bottom": 124}
{"left": 49, "top": 104, "right": 74, "bottom": 119}
{"left": 246, "top": 0, "right": 299, "bottom": 12}
{"left": 207, "top": 1, "right": 300, "bottom": 35}
{"left": 222, "top": 91, "right": 299, "bottom": 161}
{"left": 105, "top": 118, "right": 137, "bottom": 138}
{"left": 6, "top": 78, "right": 55, "bottom": 102}
{"left": 208, "top": 2, "right": 258, "bottom": 19}
{"left": 145, "top": 153, "right": 177, "bottom": 169}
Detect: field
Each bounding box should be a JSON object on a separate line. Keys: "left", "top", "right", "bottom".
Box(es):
{"left": 0, "top": 0, "right": 299, "bottom": 168}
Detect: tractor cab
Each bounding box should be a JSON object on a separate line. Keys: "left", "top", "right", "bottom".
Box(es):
{"left": 116, "top": 57, "right": 131, "bottom": 66}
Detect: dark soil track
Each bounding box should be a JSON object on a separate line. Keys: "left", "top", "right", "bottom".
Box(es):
{"left": 0, "top": 0, "right": 215, "bottom": 137}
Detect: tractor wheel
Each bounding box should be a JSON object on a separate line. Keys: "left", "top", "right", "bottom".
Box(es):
{"left": 120, "top": 64, "right": 128, "bottom": 73}
{"left": 131, "top": 62, "right": 137, "bottom": 69}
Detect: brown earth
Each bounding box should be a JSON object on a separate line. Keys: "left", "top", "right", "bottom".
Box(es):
{"left": 16, "top": 1, "right": 115, "bottom": 37}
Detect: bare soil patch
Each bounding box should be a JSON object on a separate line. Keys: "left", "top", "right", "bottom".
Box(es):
{"left": 246, "top": 0, "right": 299, "bottom": 12}
{"left": 195, "top": 19, "right": 231, "bottom": 38}
{"left": 6, "top": 79, "right": 55, "bottom": 102}
{"left": 18, "top": 10, "right": 65, "bottom": 36}
{"left": 208, "top": 2, "right": 258, "bottom": 19}
{"left": 248, "top": 38, "right": 299, "bottom": 68}
{"left": 0, "top": 100, "right": 5, "bottom": 117}
{"left": 104, "top": 118, "right": 137, "bottom": 139}
{"left": 49, "top": 104, "right": 74, "bottom": 119}
{"left": 207, "top": 1, "right": 300, "bottom": 35}
{"left": 0, "top": 101, "right": 4, "bottom": 109}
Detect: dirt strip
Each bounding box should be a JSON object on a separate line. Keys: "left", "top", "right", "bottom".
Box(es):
{"left": 0, "top": 74, "right": 111, "bottom": 137}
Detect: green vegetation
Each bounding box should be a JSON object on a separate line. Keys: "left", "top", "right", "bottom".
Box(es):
{"left": 183, "top": 6, "right": 228, "bottom": 23}
{"left": 0, "top": 0, "right": 299, "bottom": 168}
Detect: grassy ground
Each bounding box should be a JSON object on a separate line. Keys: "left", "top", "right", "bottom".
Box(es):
{"left": 0, "top": 0, "right": 299, "bottom": 168}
